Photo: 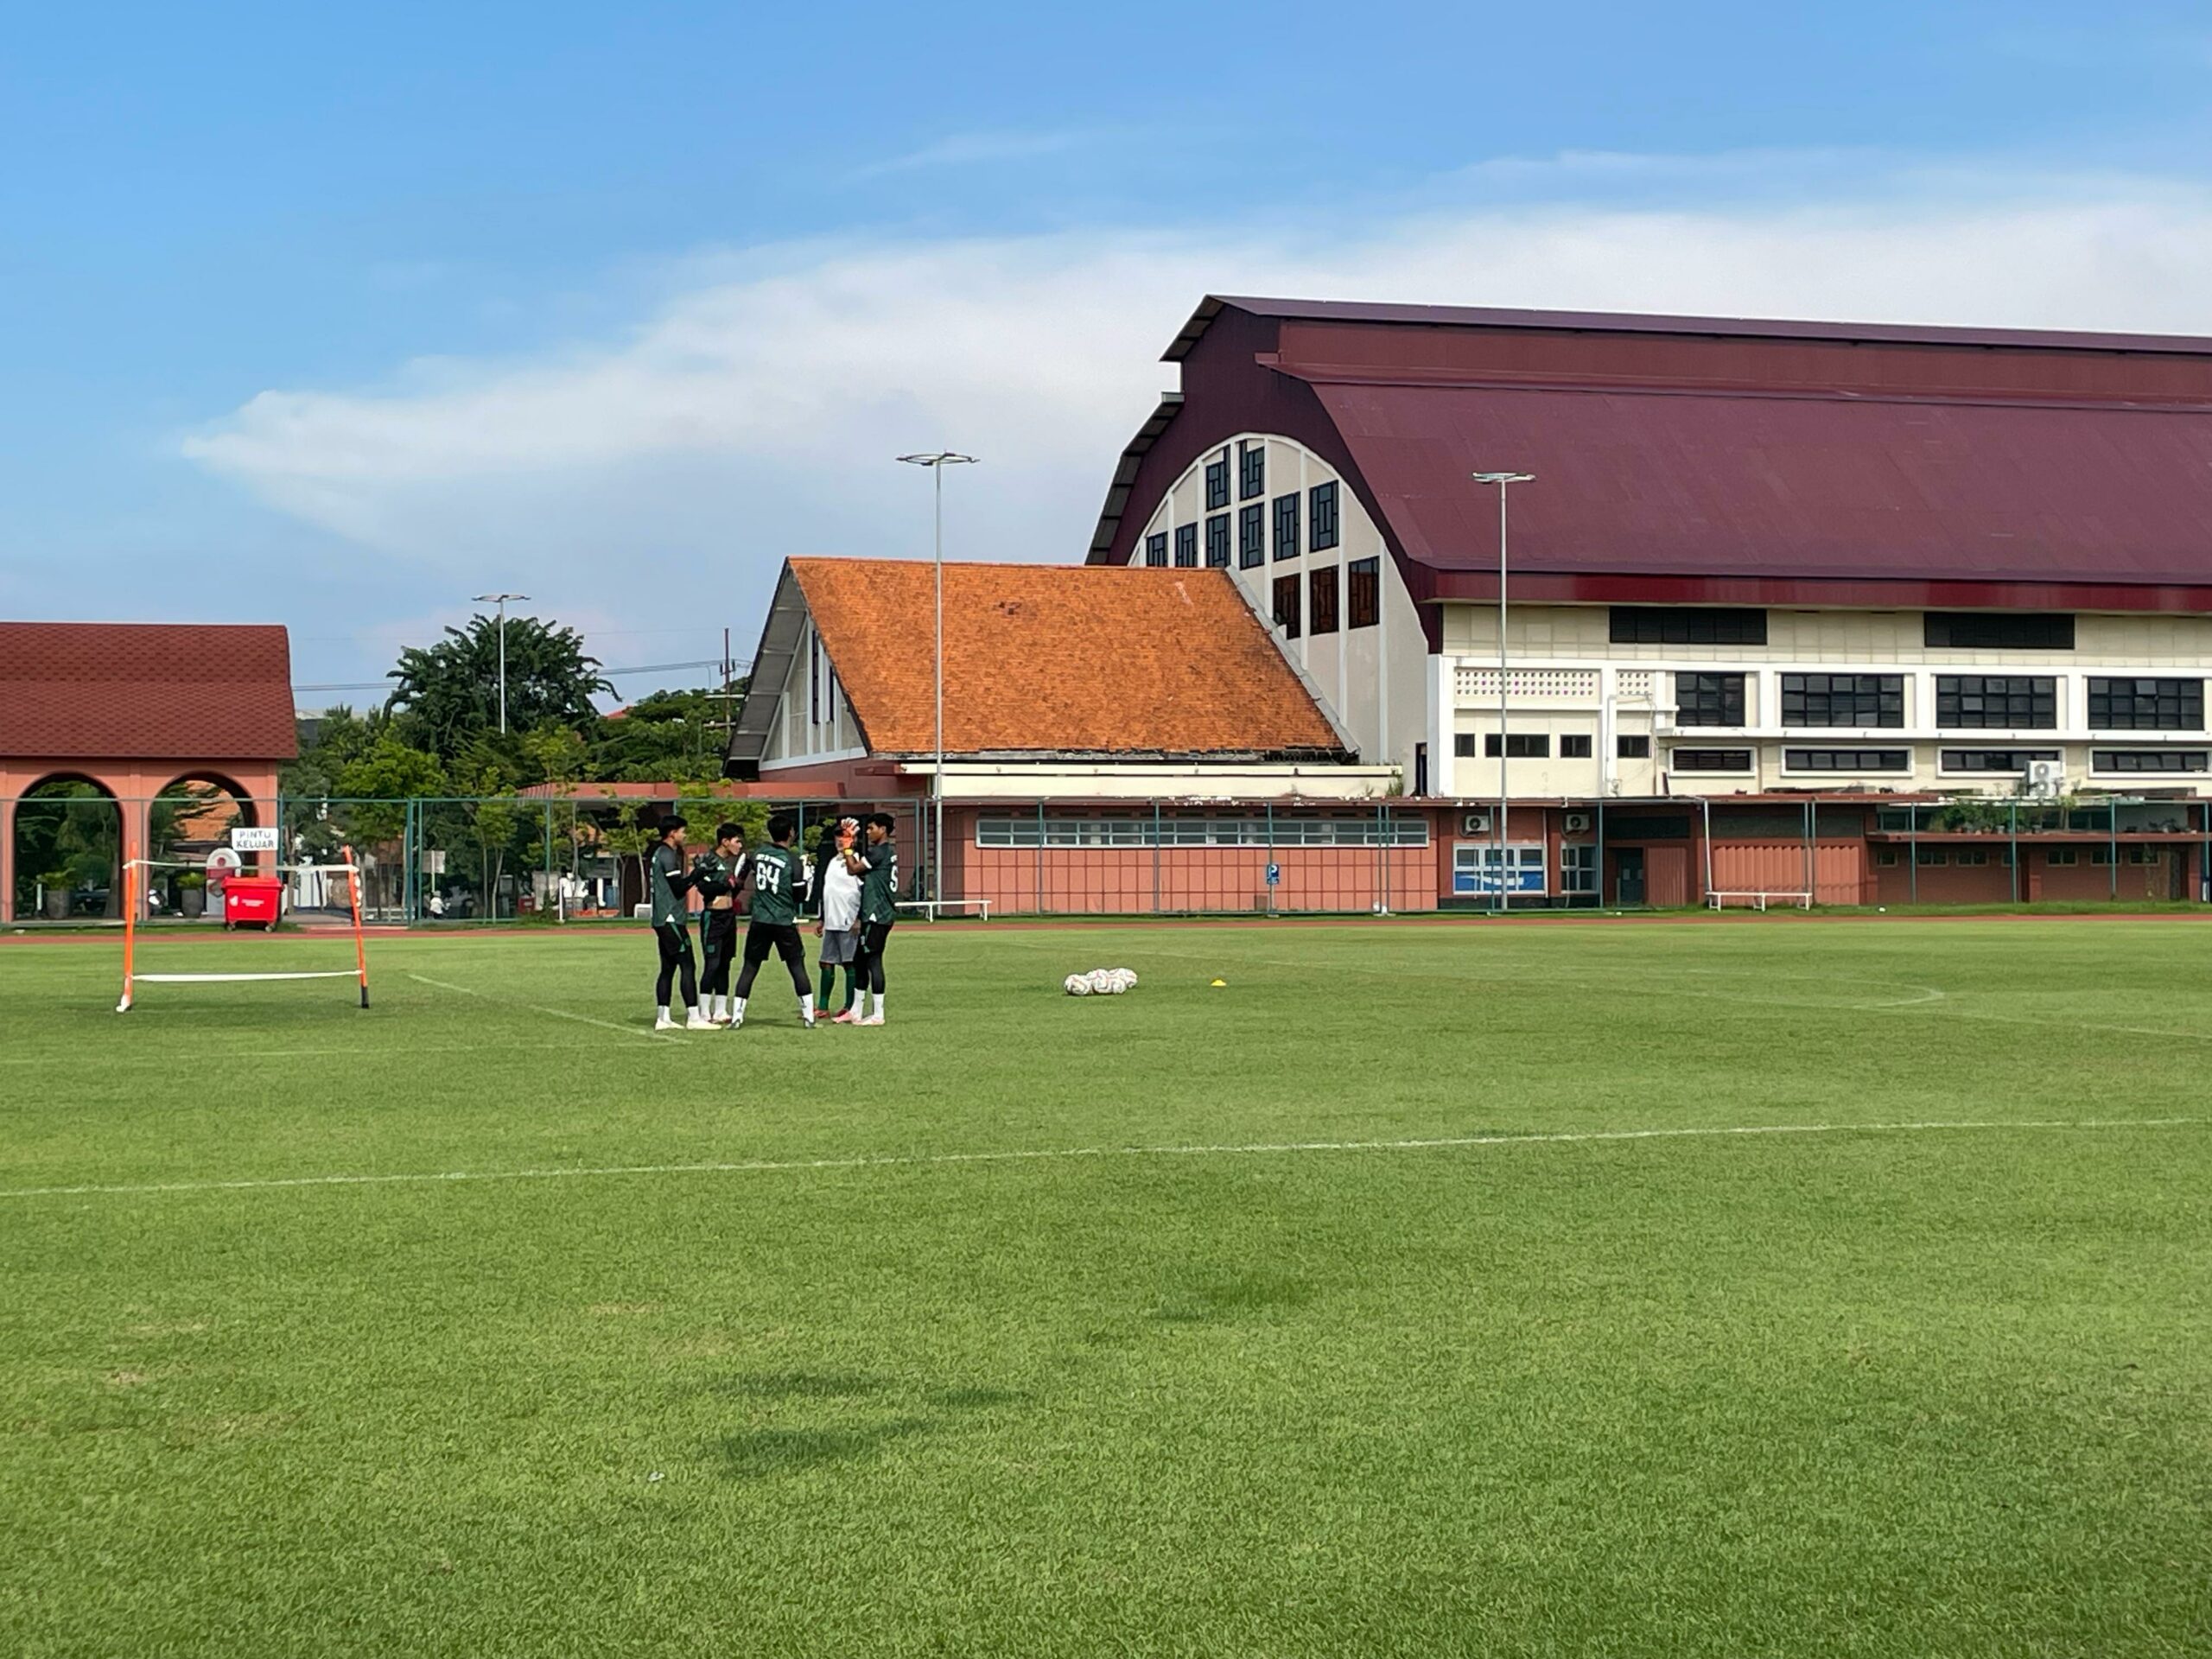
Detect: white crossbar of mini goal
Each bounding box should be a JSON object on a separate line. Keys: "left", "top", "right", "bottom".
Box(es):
{"left": 116, "top": 846, "right": 371, "bottom": 1013}
{"left": 1706, "top": 890, "right": 1813, "bottom": 912}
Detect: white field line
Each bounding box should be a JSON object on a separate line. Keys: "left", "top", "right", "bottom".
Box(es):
{"left": 1, "top": 1116, "right": 2201, "bottom": 1203}
{"left": 406, "top": 972, "right": 678, "bottom": 1044}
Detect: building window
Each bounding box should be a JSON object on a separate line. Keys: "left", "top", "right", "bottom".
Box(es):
{"left": 1916, "top": 847, "right": 1948, "bottom": 866}
{"left": 1453, "top": 843, "right": 1546, "bottom": 896}
{"left": 1936, "top": 675, "right": 2056, "bottom": 729}
{"left": 1669, "top": 748, "right": 1753, "bottom": 772}
{"left": 1238, "top": 504, "right": 1265, "bottom": 569}
{"left": 1941, "top": 748, "right": 2061, "bottom": 773}
{"left": 808, "top": 631, "right": 821, "bottom": 721}
{"left": 2088, "top": 677, "right": 2203, "bottom": 731}
{"left": 1309, "top": 480, "right": 1340, "bottom": 550}
{"left": 1144, "top": 531, "right": 1168, "bottom": 568}
{"left": 1205, "top": 513, "right": 1231, "bottom": 568}
{"left": 1560, "top": 843, "right": 1598, "bottom": 894}
{"left": 1876, "top": 849, "right": 1899, "bottom": 868}
{"left": 1610, "top": 607, "right": 1767, "bottom": 645}
{"left": 2089, "top": 847, "right": 2115, "bottom": 866}
{"left": 1617, "top": 734, "right": 1650, "bottom": 759}
{"left": 1484, "top": 734, "right": 1551, "bottom": 758}
{"left": 1348, "top": 557, "right": 1380, "bottom": 628}
{"left": 1173, "top": 524, "right": 1198, "bottom": 569}
{"left": 1955, "top": 849, "right": 1990, "bottom": 867}
{"left": 1675, "top": 672, "right": 1746, "bottom": 728}
{"left": 976, "top": 814, "right": 1427, "bottom": 849}
{"left": 1309, "top": 565, "right": 1339, "bottom": 634}
{"left": 2046, "top": 848, "right": 2077, "bottom": 866}
{"left": 1560, "top": 734, "right": 1593, "bottom": 758}
{"left": 1452, "top": 734, "right": 1477, "bottom": 758}
{"left": 1205, "top": 450, "right": 1231, "bottom": 512}
{"left": 1783, "top": 748, "right": 1911, "bottom": 772}
{"left": 2128, "top": 846, "right": 2164, "bottom": 865}
{"left": 1238, "top": 442, "right": 1265, "bottom": 501}
{"left": 1781, "top": 673, "right": 1904, "bottom": 728}
{"left": 2094, "top": 749, "right": 2210, "bottom": 773}
{"left": 1924, "top": 612, "right": 2075, "bottom": 650}
{"left": 1273, "top": 574, "right": 1301, "bottom": 639}
{"left": 1273, "top": 493, "right": 1300, "bottom": 561}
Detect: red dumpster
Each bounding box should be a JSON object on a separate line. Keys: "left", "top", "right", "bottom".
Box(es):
{"left": 223, "top": 875, "right": 284, "bottom": 931}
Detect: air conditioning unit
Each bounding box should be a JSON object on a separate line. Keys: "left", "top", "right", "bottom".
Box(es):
{"left": 1462, "top": 811, "right": 1491, "bottom": 834}
{"left": 1564, "top": 811, "right": 1592, "bottom": 833}
{"left": 2025, "top": 760, "right": 2066, "bottom": 796}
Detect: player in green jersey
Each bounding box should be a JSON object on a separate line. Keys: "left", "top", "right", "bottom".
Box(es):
{"left": 731, "top": 813, "right": 815, "bottom": 1030}
{"left": 849, "top": 812, "right": 899, "bottom": 1026}
{"left": 647, "top": 815, "right": 709, "bottom": 1030}
{"left": 693, "top": 822, "right": 749, "bottom": 1024}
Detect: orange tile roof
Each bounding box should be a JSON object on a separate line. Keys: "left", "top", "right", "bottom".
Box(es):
{"left": 0, "top": 622, "right": 296, "bottom": 762}
{"left": 788, "top": 559, "right": 1345, "bottom": 758}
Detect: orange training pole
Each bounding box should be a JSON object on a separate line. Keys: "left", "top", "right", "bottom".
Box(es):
{"left": 118, "top": 843, "right": 137, "bottom": 1013}
{"left": 344, "top": 843, "right": 370, "bottom": 1008}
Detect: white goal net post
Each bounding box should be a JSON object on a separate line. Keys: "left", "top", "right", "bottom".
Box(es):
{"left": 117, "top": 833, "right": 371, "bottom": 1014}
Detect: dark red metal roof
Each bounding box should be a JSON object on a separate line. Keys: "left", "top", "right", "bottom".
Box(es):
{"left": 1295, "top": 374, "right": 2212, "bottom": 587}
{"left": 1172, "top": 295, "right": 2212, "bottom": 363}
{"left": 0, "top": 623, "right": 297, "bottom": 762}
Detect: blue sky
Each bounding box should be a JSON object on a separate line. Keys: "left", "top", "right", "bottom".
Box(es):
{"left": 4, "top": 2, "right": 2211, "bottom": 702}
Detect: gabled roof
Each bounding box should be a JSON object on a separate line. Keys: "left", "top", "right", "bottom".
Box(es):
{"left": 0, "top": 623, "right": 296, "bottom": 763}
{"left": 729, "top": 559, "right": 1347, "bottom": 768}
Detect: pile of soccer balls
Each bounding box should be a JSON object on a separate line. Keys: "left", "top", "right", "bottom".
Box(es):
{"left": 1063, "top": 967, "right": 1138, "bottom": 996}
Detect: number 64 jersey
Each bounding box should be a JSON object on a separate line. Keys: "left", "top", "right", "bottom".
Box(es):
{"left": 747, "top": 844, "right": 805, "bottom": 926}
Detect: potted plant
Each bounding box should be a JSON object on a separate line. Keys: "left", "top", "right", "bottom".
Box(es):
{"left": 40, "top": 872, "right": 71, "bottom": 920}
{"left": 177, "top": 871, "right": 207, "bottom": 918}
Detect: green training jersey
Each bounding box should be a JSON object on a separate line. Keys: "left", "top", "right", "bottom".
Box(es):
{"left": 648, "top": 842, "right": 695, "bottom": 926}
{"left": 748, "top": 844, "right": 804, "bottom": 926}
{"left": 858, "top": 842, "right": 899, "bottom": 925}
{"left": 690, "top": 850, "right": 747, "bottom": 922}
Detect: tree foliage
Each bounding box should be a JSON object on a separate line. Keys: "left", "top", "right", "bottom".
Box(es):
{"left": 385, "top": 615, "right": 612, "bottom": 759}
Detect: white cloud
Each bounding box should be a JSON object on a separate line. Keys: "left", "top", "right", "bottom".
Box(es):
{"left": 848, "top": 128, "right": 1105, "bottom": 180}
{"left": 183, "top": 173, "right": 2212, "bottom": 660}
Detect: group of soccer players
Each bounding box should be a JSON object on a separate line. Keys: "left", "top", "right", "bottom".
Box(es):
{"left": 646, "top": 810, "right": 898, "bottom": 1031}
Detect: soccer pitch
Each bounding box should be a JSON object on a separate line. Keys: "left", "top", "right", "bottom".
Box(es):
{"left": 3, "top": 920, "right": 2208, "bottom": 1657}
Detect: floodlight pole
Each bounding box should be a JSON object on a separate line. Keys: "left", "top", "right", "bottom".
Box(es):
{"left": 896, "top": 453, "right": 978, "bottom": 909}
{"left": 473, "top": 592, "right": 531, "bottom": 734}
{"left": 1471, "top": 474, "right": 1535, "bottom": 913}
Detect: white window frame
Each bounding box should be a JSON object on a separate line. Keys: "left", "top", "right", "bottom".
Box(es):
{"left": 1453, "top": 842, "right": 1545, "bottom": 896}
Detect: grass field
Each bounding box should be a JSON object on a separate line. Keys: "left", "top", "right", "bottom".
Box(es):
{"left": 3, "top": 918, "right": 2209, "bottom": 1657}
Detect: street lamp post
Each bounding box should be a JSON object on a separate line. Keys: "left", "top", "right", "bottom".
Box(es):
{"left": 894, "top": 453, "right": 979, "bottom": 910}
{"left": 471, "top": 592, "right": 531, "bottom": 734}
{"left": 1471, "top": 474, "right": 1534, "bottom": 914}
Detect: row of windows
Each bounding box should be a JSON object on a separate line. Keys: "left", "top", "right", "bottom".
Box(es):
{"left": 975, "top": 815, "right": 1429, "bottom": 849}
{"left": 1452, "top": 734, "right": 1596, "bottom": 759}
{"left": 1671, "top": 747, "right": 2201, "bottom": 775}
{"left": 1155, "top": 475, "right": 1344, "bottom": 571}
{"left": 1675, "top": 673, "right": 2204, "bottom": 732}
{"left": 1271, "top": 561, "right": 1381, "bottom": 638}
{"left": 1611, "top": 609, "right": 2081, "bottom": 650}
{"left": 1879, "top": 846, "right": 2168, "bottom": 868}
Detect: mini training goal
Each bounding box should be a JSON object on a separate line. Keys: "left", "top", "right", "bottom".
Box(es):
{"left": 116, "top": 843, "right": 371, "bottom": 1013}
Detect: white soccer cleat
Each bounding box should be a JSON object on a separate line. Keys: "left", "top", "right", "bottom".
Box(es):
{"left": 685, "top": 1010, "right": 713, "bottom": 1030}
{"left": 653, "top": 1014, "right": 677, "bottom": 1031}
{"left": 859, "top": 1014, "right": 884, "bottom": 1026}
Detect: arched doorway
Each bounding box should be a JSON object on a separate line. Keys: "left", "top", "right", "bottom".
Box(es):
{"left": 11, "top": 775, "right": 123, "bottom": 921}
{"left": 151, "top": 774, "right": 256, "bottom": 921}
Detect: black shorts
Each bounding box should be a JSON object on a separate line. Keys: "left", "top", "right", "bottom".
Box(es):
{"left": 743, "top": 921, "right": 805, "bottom": 965}
{"left": 860, "top": 918, "right": 894, "bottom": 957}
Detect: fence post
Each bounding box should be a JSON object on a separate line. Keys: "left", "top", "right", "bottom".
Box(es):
{"left": 2109, "top": 801, "right": 2119, "bottom": 901}
{"left": 1265, "top": 801, "right": 1275, "bottom": 917}
{"left": 2009, "top": 799, "right": 2019, "bottom": 904}
{"left": 1910, "top": 803, "right": 1919, "bottom": 905}
{"left": 1035, "top": 798, "right": 1046, "bottom": 918}
{"left": 1152, "top": 799, "right": 1161, "bottom": 916}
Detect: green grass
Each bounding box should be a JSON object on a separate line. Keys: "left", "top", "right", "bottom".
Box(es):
{"left": 3, "top": 920, "right": 2209, "bottom": 1657}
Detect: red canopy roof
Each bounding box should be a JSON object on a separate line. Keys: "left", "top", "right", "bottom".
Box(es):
{"left": 0, "top": 623, "right": 296, "bottom": 762}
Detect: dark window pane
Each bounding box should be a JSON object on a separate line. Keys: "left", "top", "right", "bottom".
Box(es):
{"left": 1610, "top": 607, "right": 1767, "bottom": 645}
{"left": 1484, "top": 734, "right": 1550, "bottom": 757}
{"left": 1617, "top": 734, "right": 1650, "bottom": 759}
{"left": 1783, "top": 748, "right": 1910, "bottom": 772}
{"left": 1669, "top": 748, "right": 1752, "bottom": 772}
{"left": 1238, "top": 442, "right": 1265, "bottom": 501}
{"left": 1143, "top": 531, "right": 1168, "bottom": 568}
{"left": 1272, "top": 493, "right": 1300, "bottom": 561}
{"left": 1309, "top": 566, "right": 1339, "bottom": 634}
{"left": 1780, "top": 673, "right": 1904, "bottom": 728}
{"left": 1272, "top": 574, "right": 1301, "bottom": 639}
{"left": 1204, "top": 451, "right": 1231, "bottom": 512}
{"left": 1924, "top": 612, "right": 2075, "bottom": 650}
{"left": 1205, "top": 513, "right": 1230, "bottom": 568}
{"left": 1173, "top": 524, "right": 1198, "bottom": 569}
{"left": 1238, "top": 504, "right": 1265, "bottom": 569}
{"left": 1560, "top": 734, "right": 1592, "bottom": 758}
{"left": 1940, "top": 748, "right": 2061, "bottom": 772}
{"left": 1452, "top": 734, "right": 1477, "bottom": 757}
{"left": 1935, "top": 676, "right": 2056, "bottom": 729}
{"left": 1675, "top": 672, "right": 1745, "bottom": 728}
{"left": 2093, "top": 749, "right": 2210, "bottom": 772}
{"left": 1348, "top": 557, "right": 1380, "bottom": 627}
{"left": 1308, "top": 480, "right": 1341, "bottom": 550}
{"left": 2087, "top": 677, "right": 2202, "bottom": 730}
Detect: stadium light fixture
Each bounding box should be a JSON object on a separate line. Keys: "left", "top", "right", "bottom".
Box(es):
{"left": 471, "top": 593, "right": 531, "bottom": 734}
{"left": 1471, "top": 474, "right": 1535, "bottom": 914}
{"left": 895, "top": 453, "right": 980, "bottom": 908}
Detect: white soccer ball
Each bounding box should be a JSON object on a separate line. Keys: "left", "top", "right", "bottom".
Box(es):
{"left": 1113, "top": 968, "right": 1138, "bottom": 990}
{"left": 1084, "top": 969, "right": 1117, "bottom": 995}
{"left": 1064, "top": 973, "right": 1091, "bottom": 996}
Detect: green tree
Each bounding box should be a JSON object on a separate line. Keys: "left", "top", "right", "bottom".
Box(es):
{"left": 386, "top": 615, "right": 611, "bottom": 759}
{"left": 588, "top": 684, "right": 740, "bottom": 783}
{"left": 335, "top": 737, "right": 448, "bottom": 848}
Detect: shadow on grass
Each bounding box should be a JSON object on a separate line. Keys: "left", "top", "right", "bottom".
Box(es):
{"left": 717, "top": 1418, "right": 933, "bottom": 1478}
{"left": 712, "top": 1370, "right": 889, "bottom": 1400}
{"left": 1149, "top": 1273, "right": 1317, "bottom": 1325}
